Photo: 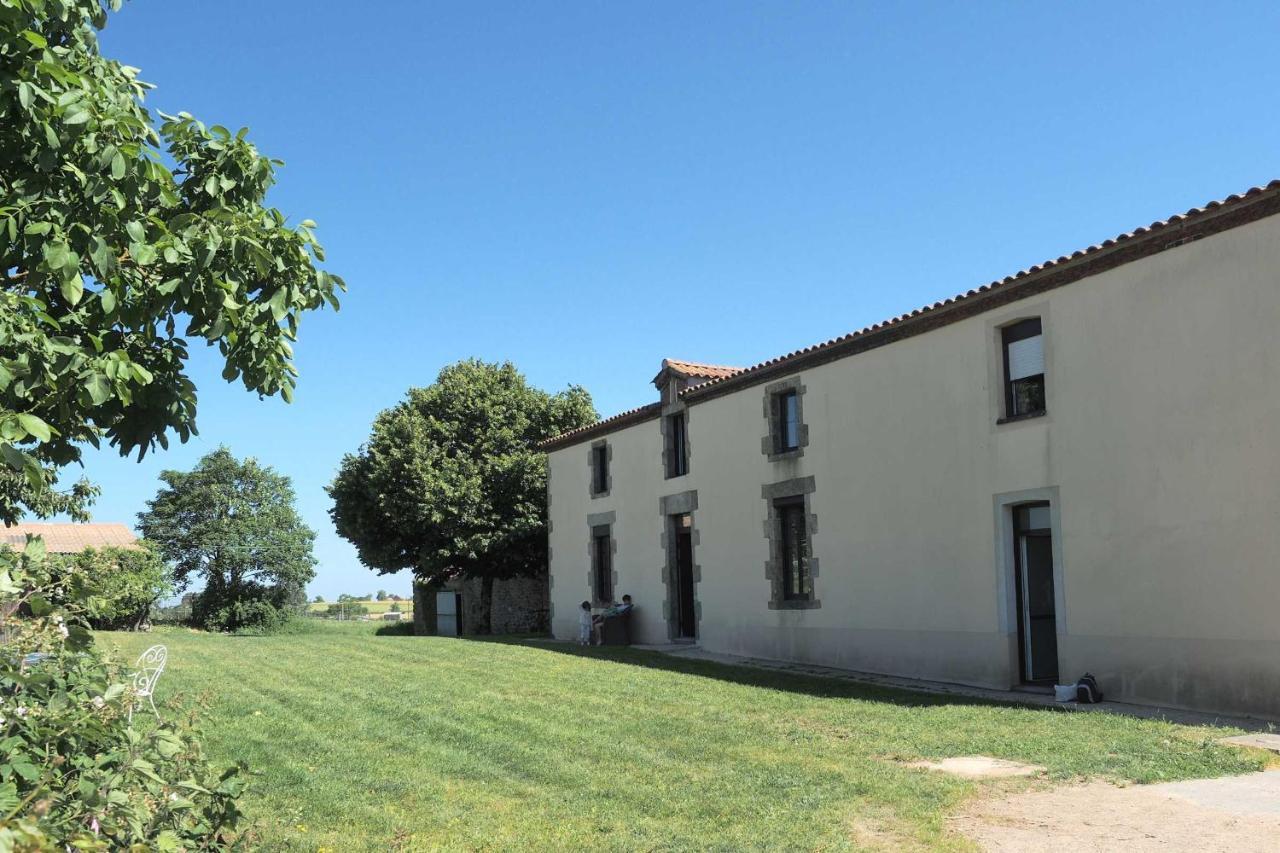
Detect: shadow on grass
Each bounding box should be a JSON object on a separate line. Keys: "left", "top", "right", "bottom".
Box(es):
{"left": 462, "top": 633, "right": 1057, "bottom": 713}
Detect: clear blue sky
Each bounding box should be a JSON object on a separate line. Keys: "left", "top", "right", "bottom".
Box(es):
{"left": 80, "top": 1, "right": 1280, "bottom": 600}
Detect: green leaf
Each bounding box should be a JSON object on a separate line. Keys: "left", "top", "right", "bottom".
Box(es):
{"left": 43, "top": 240, "right": 71, "bottom": 270}
{"left": 23, "top": 535, "right": 46, "bottom": 560}
{"left": 16, "top": 413, "right": 52, "bottom": 443}
{"left": 125, "top": 220, "right": 146, "bottom": 242}
{"left": 17, "top": 82, "right": 32, "bottom": 110}
{"left": 24, "top": 221, "right": 52, "bottom": 236}
{"left": 20, "top": 30, "right": 48, "bottom": 48}
{"left": 129, "top": 242, "right": 157, "bottom": 265}
{"left": 86, "top": 374, "right": 111, "bottom": 405}
{"left": 10, "top": 760, "right": 39, "bottom": 782}
{"left": 60, "top": 274, "right": 85, "bottom": 306}
{"left": 111, "top": 150, "right": 126, "bottom": 179}
{"left": 100, "top": 288, "right": 117, "bottom": 313}
{"left": 64, "top": 109, "right": 91, "bottom": 125}
{"left": 268, "top": 287, "right": 289, "bottom": 321}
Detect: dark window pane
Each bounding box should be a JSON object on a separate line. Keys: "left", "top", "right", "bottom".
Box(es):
{"left": 593, "top": 531, "right": 612, "bottom": 602}
{"left": 1011, "top": 375, "right": 1045, "bottom": 416}
{"left": 779, "top": 503, "right": 810, "bottom": 600}
{"left": 593, "top": 446, "right": 608, "bottom": 493}
{"left": 778, "top": 391, "right": 800, "bottom": 451}
{"left": 667, "top": 413, "right": 688, "bottom": 477}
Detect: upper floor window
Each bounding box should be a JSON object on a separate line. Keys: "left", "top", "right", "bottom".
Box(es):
{"left": 777, "top": 499, "right": 811, "bottom": 601}
{"left": 776, "top": 389, "right": 800, "bottom": 452}
{"left": 590, "top": 442, "right": 609, "bottom": 497}
{"left": 1002, "top": 318, "right": 1046, "bottom": 419}
{"left": 762, "top": 378, "right": 808, "bottom": 460}
{"left": 666, "top": 412, "right": 688, "bottom": 478}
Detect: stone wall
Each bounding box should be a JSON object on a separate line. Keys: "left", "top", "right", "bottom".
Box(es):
{"left": 447, "top": 572, "right": 550, "bottom": 635}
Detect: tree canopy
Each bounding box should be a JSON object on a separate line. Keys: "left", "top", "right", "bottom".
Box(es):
{"left": 139, "top": 447, "right": 316, "bottom": 632}
{"left": 0, "top": 0, "right": 344, "bottom": 525}
{"left": 328, "top": 359, "right": 596, "bottom": 631}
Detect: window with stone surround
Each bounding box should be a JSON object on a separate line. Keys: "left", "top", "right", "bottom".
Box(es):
{"left": 589, "top": 440, "right": 610, "bottom": 498}
{"left": 762, "top": 376, "right": 808, "bottom": 460}
{"left": 762, "top": 476, "right": 820, "bottom": 609}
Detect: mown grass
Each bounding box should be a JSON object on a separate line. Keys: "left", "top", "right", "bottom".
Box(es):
{"left": 101, "top": 622, "right": 1262, "bottom": 851}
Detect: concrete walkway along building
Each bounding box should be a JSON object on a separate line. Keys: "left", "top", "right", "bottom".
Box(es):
{"left": 541, "top": 178, "right": 1280, "bottom": 720}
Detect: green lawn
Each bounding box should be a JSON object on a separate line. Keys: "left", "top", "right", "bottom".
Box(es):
{"left": 100, "top": 622, "right": 1262, "bottom": 851}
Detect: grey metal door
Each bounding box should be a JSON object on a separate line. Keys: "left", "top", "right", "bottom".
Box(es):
{"left": 436, "top": 591, "right": 461, "bottom": 637}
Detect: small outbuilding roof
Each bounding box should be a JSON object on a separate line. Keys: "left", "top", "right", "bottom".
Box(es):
{"left": 1, "top": 523, "right": 139, "bottom": 553}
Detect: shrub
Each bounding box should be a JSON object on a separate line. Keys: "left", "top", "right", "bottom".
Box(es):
{"left": 50, "top": 543, "right": 171, "bottom": 631}
{"left": 375, "top": 620, "right": 415, "bottom": 636}
{"left": 190, "top": 581, "right": 302, "bottom": 634}
{"left": 0, "top": 538, "right": 246, "bottom": 849}
{"left": 324, "top": 602, "right": 367, "bottom": 619}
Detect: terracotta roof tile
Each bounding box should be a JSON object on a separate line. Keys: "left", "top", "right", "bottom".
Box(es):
{"left": 2, "top": 523, "right": 139, "bottom": 553}
{"left": 659, "top": 359, "right": 744, "bottom": 380}
{"left": 538, "top": 402, "right": 663, "bottom": 450}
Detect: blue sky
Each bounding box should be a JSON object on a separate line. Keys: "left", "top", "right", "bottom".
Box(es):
{"left": 81, "top": 1, "right": 1280, "bottom": 599}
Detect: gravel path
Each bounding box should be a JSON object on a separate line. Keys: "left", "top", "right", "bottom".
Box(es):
{"left": 952, "top": 771, "right": 1280, "bottom": 852}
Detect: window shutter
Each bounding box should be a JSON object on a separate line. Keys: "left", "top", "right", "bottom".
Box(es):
{"left": 1007, "top": 334, "right": 1044, "bottom": 381}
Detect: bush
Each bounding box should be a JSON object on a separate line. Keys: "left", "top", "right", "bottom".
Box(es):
{"left": 324, "top": 601, "right": 368, "bottom": 619}
{"left": 191, "top": 582, "right": 299, "bottom": 634}
{"left": 0, "top": 538, "right": 246, "bottom": 849}
{"left": 51, "top": 543, "right": 171, "bottom": 631}
{"left": 375, "top": 620, "right": 415, "bottom": 636}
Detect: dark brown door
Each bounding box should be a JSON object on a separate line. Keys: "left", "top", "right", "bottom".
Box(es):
{"left": 1014, "top": 503, "right": 1058, "bottom": 683}
{"left": 674, "top": 514, "right": 696, "bottom": 639}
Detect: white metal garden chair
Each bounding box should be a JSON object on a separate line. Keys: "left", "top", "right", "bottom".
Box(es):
{"left": 128, "top": 644, "right": 167, "bottom": 723}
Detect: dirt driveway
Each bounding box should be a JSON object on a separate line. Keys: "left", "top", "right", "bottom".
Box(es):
{"left": 951, "top": 770, "right": 1280, "bottom": 852}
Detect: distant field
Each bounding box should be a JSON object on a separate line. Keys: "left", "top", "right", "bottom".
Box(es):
{"left": 304, "top": 599, "right": 411, "bottom": 616}
{"left": 100, "top": 621, "right": 1263, "bottom": 851}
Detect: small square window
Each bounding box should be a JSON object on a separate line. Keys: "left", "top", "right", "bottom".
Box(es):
{"left": 1002, "top": 319, "right": 1046, "bottom": 419}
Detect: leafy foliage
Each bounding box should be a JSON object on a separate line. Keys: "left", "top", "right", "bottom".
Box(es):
{"left": 50, "top": 541, "right": 171, "bottom": 630}
{"left": 139, "top": 448, "right": 316, "bottom": 633}
{"left": 0, "top": 0, "right": 344, "bottom": 525}
{"left": 328, "top": 359, "right": 596, "bottom": 632}
{"left": 0, "top": 540, "right": 246, "bottom": 849}
{"left": 323, "top": 601, "right": 367, "bottom": 619}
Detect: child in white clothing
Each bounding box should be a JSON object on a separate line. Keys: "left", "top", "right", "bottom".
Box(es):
{"left": 578, "top": 600, "right": 593, "bottom": 645}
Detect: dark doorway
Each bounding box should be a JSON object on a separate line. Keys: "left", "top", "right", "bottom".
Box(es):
{"left": 1013, "top": 503, "right": 1057, "bottom": 683}
{"left": 672, "top": 513, "right": 697, "bottom": 639}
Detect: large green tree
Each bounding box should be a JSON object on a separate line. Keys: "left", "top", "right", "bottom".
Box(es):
{"left": 1, "top": 0, "right": 344, "bottom": 525}
{"left": 139, "top": 447, "right": 317, "bottom": 632}
{"left": 328, "top": 359, "right": 597, "bottom": 633}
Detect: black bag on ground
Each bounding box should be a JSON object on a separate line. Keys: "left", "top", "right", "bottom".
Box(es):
{"left": 1075, "top": 672, "right": 1103, "bottom": 703}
